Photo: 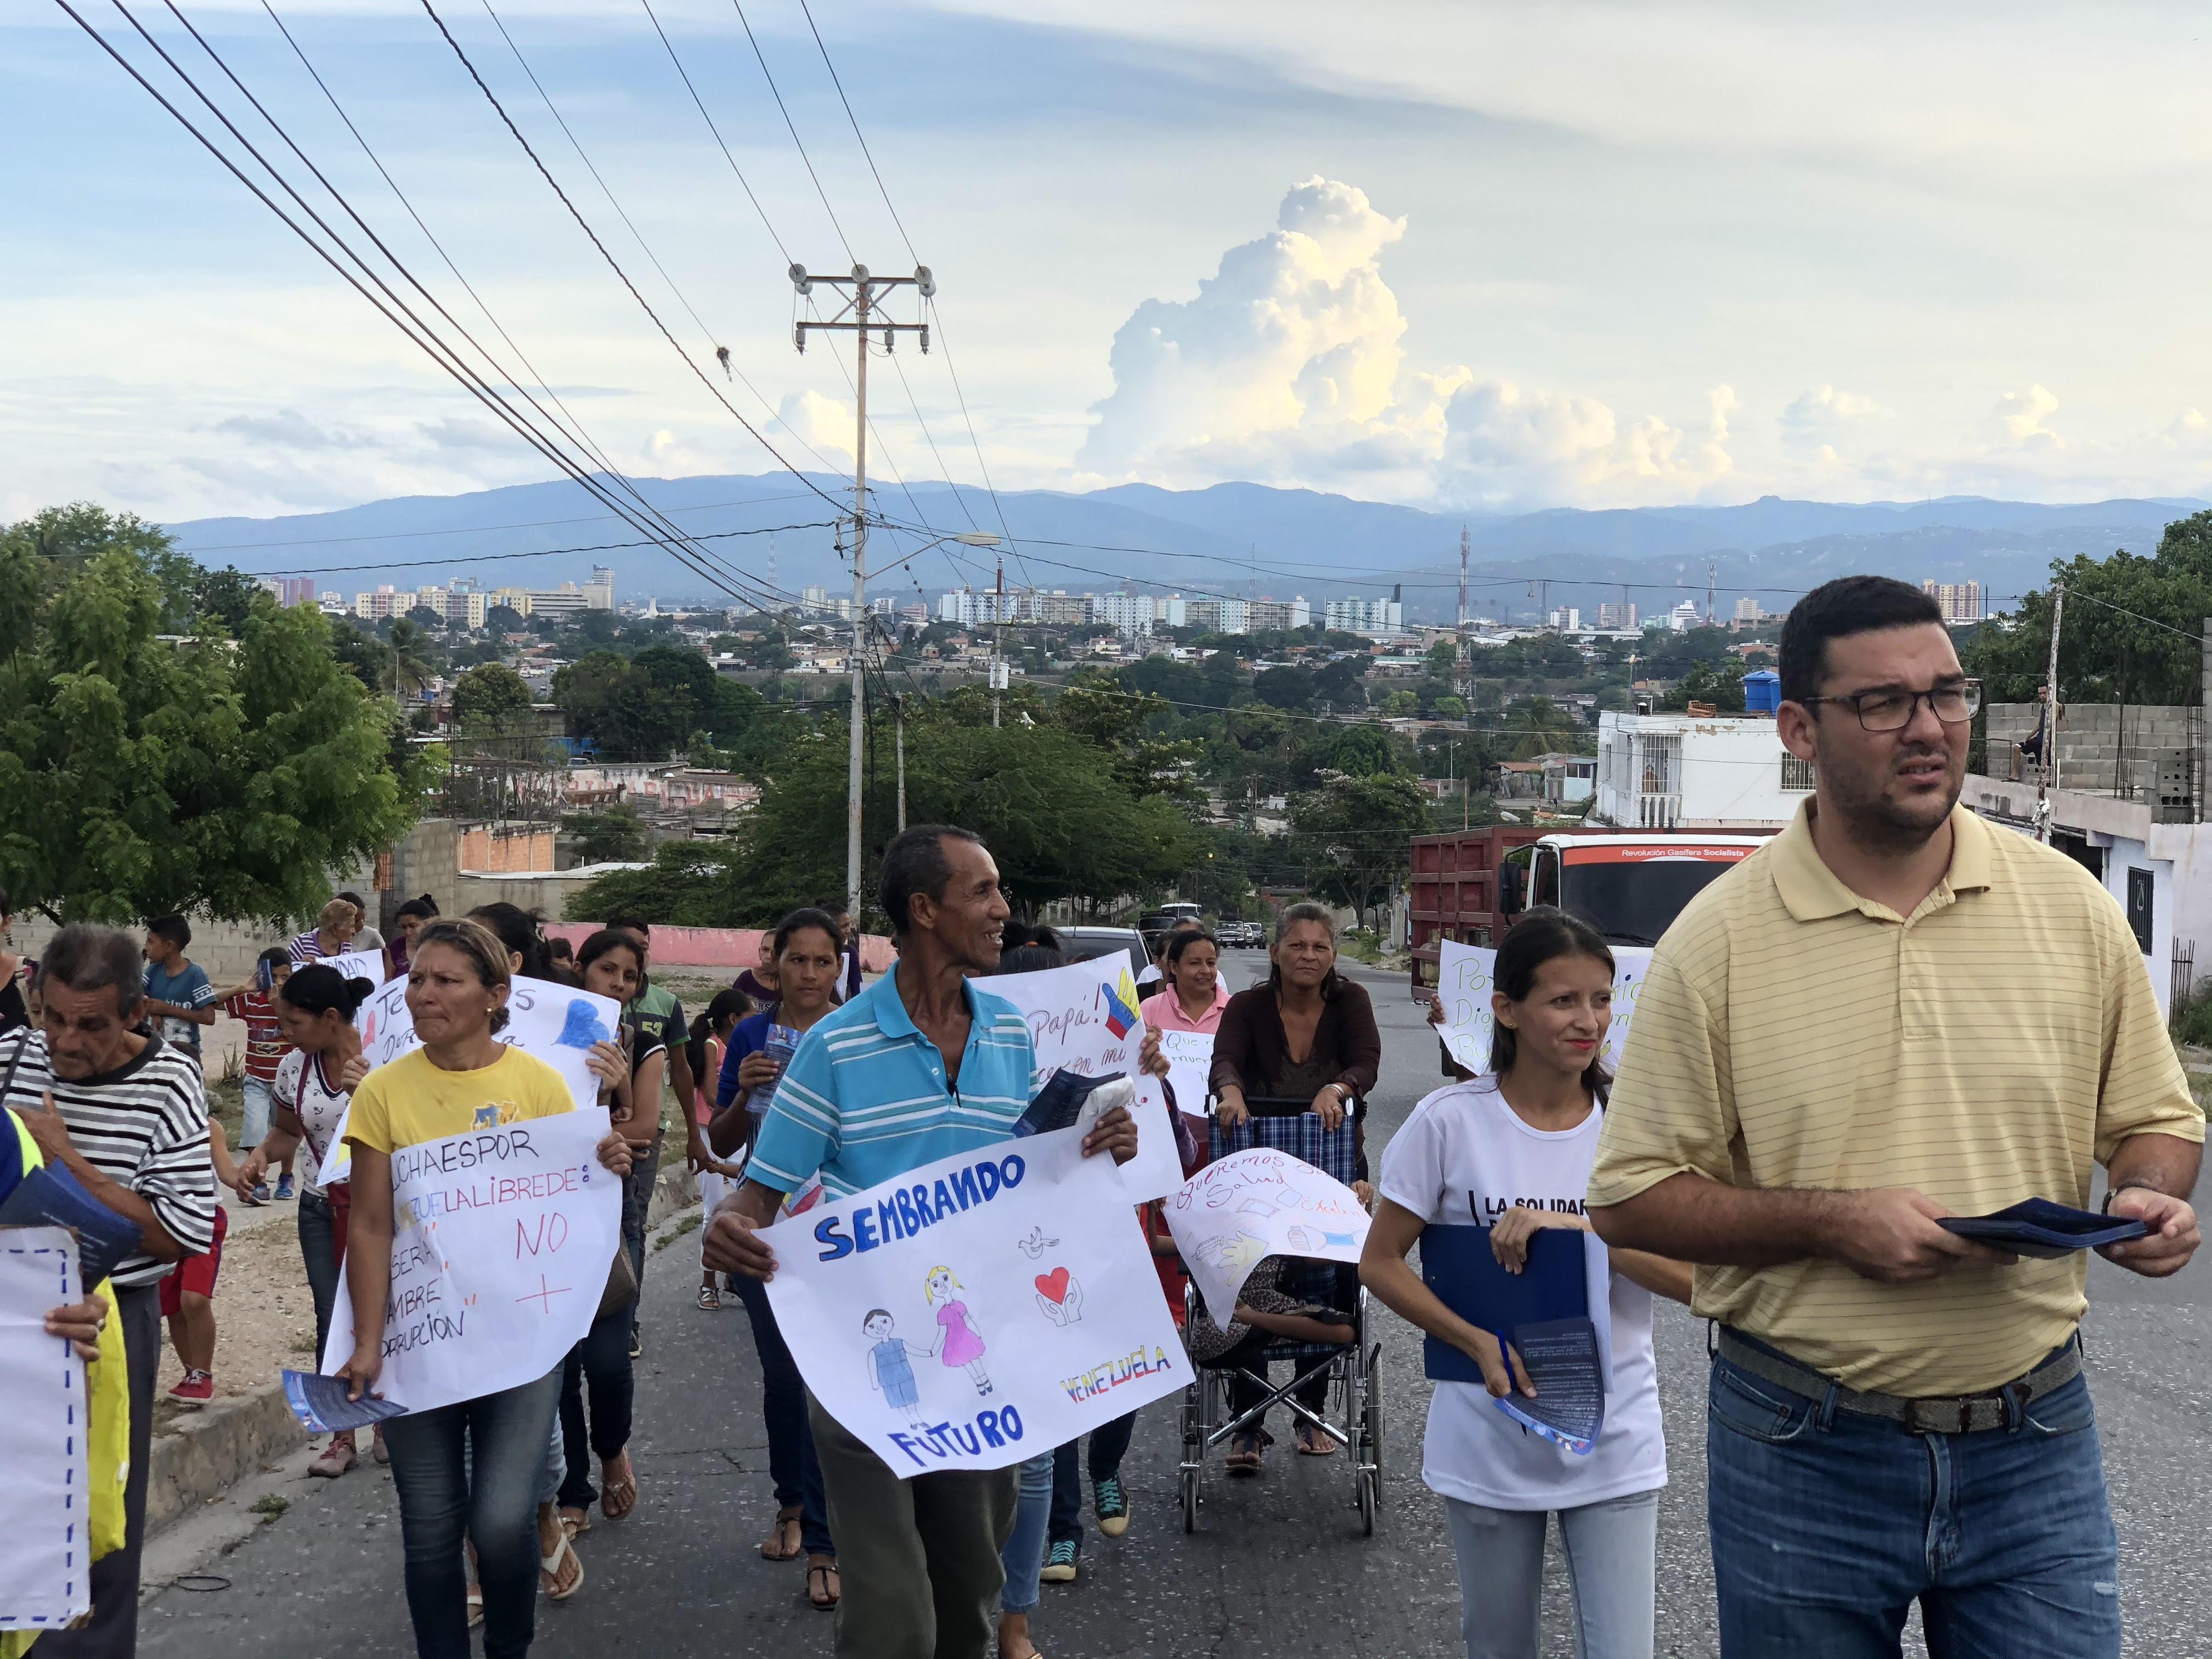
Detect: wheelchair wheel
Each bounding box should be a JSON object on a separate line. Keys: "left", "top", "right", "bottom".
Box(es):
{"left": 1366, "top": 1342, "right": 1385, "bottom": 1504}
{"left": 1181, "top": 1462, "right": 1200, "bottom": 1533}
{"left": 1356, "top": 1464, "right": 1377, "bottom": 1536}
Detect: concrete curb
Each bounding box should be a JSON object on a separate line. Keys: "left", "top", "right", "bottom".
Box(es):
{"left": 144, "top": 1155, "right": 707, "bottom": 1534}
{"left": 147, "top": 1385, "right": 308, "bottom": 1533}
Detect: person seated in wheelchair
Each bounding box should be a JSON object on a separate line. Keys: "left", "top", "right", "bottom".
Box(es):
{"left": 1188, "top": 1254, "right": 1356, "bottom": 1475}
{"left": 1209, "top": 901, "right": 1378, "bottom": 1189}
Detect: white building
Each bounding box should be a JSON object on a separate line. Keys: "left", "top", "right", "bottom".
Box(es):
{"left": 1548, "top": 607, "right": 1582, "bottom": 631}
{"left": 1592, "top": 709, "right": 1807, "bottom": 830}
{"left": 1667, "top": 600, "right": 1703, "bottom": 632}
{"left": 1325, "top": 595, "right": 1404, "bottom": 637}
{"left": 1187, "top": 598, "right": 1250, "bottom": 635}
{"left": 1597, "top": 602, "right": 1638, "bottom": 629}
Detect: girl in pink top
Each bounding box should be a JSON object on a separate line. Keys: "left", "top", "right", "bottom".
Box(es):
{"left": 1139, "top": 928, "right": 1230, "bottom": 1034}
{"left": 924, "top": 1266, "right": 992, "bottom": 1396}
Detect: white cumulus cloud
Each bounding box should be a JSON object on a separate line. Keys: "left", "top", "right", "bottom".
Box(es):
{"left": 1997, "top": 383, "right": 2063, "bottom": 448}
{"left": 1780, "top": 384, "right": 1887, "bottom": 449}
{"left": 1077, "top": 177, "right": 1736, "bottom": 507}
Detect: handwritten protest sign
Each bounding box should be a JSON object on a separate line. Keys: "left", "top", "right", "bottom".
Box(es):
{"left": 765, "top": 1125, "right": 1184, "bottom": 1477}
{"left": 1163, "top": 1148, "right": 1372, "bottom": 1322}
{"left": 321, "top": 1107, "right": 620, "bottom": 1414}
{"left": 324, "top": 949, "right": 386, "bottom": 987}
{"left": 1437, "top": 940, "right": 1653, "bottom": 1075}
{"left": 319, "top": 975, "right": 621, "bottom": 1187}
{"left": 986, "top": 959, "right": 1184, "bottom": 1200}
{"left": 0, "top": 1227, "right": 89, "bottom": 1632}
{"left": 1154, "top": 1030, "right": 1215, "bottom": 1116}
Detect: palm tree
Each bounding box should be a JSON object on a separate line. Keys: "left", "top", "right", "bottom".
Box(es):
{"left": 387, "top": 617, "right": 433, "bottom": 701}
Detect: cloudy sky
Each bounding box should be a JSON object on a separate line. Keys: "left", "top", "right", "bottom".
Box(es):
{"left": 6, "top": 0, "right": 2212, "bottom": 523}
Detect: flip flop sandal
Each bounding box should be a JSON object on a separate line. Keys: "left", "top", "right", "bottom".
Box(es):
{"left": 560, "top": 1509, "right": 591, "bottom": 1542}
{"left": 697, "top": 1285, "right": 723, "bottom": 1311}
{"left": 1296, "top": 1423, "right": 1338, "bottom": 1457}
{"left": 466, "top": 1588, "right": 484, "bottom": 1629}
{"left": 759, "top": 1506, "right": 804, "bottom": 1561}
{"left": 541, "top": 1534, "right": 585, "bottom": 1601}
{"left": 600, "top": 1458, "right": 638, "bottom": 1520}
{"left": 806, "top": 1562, "right": 840, "bottom": 1611}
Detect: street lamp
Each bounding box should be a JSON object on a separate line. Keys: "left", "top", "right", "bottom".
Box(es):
{"left": 840, "top": 529, "right": 1000, "bottom": 924}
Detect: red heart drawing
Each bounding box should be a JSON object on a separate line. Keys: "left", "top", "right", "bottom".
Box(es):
{"left": 1034, "top": 1266, "right": 1070, "bottom": 1304}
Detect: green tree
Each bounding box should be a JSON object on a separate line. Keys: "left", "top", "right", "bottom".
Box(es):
{"left": 451, "top": 662, "right": 534, "bottom": 732}
{"left": 329, "top": 620, "right": 393, "bottom": 692}
{"left": 2, "top": 502, "right": 198, "bottom": 622}
{"left": 1499, "top": 696, "right": 1588, "bottom": 760}
{"left": 1961, "top": 510, "right": 2212, "bottom": 705}
{"left": 565, "top": 803, "right": 648, "bottom": 865}
{"left": 0, "top": 520, "right": 433, "bottom": 924}
{"left": 388, "top": 618, "right": 434, "bottom": 698}
{"left": 1658, "top": 658, "right": 1746, "bottom": 713}
{"left": 1288, "top": 771, "right": 1433, "bottom": 930}
{"left": 487, "top": 604, "right": 527, "bottom": 634}
{"left": 192, "top": 565, "right": 267, "bottom": 636}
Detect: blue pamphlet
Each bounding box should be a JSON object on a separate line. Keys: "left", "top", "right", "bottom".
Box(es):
{"left": 1418, "top": 1222, "right": 1589, "bottom": 1386}
{"left": 281, "top": 1369, "right": 407, "bottom": 1433}
{"left": 1015, "top": 1068, "right": 1124, "bottom": 1137}
{"left": 1937, "top": 1197, "right": 2147, "bottom": 1259}
{"left": 1492, "top": 1318, "right": 1605, "bottom": 1455}
{"left": 0, "top": 1163, "right": 144, "bottom": 1286}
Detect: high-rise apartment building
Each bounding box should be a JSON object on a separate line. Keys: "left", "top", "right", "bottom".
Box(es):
{"left": 1248, "top": 596, "right": 1312, "bottom": 631}
{"left": 1324, "top": 594, "right": 1404, "bottom": 636}
{"left": 1921, "top": 580, "right": 1983, "bottom": 624}
{"left": 1596, "top": 602, "right": 1638, "bottom": 629}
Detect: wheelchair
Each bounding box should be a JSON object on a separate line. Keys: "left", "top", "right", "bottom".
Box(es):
{"left": 1175, "top": 1096, "right": 1385, "bottom": 1536}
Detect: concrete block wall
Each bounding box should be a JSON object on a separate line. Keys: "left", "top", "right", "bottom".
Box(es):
{"left": 1986, "top": 703, "right": 2196, "bottom": 783}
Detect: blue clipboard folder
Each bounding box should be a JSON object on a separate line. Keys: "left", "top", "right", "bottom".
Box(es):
{"left": 1418, "top": 1222, "right": 1611, "bottom": 1454}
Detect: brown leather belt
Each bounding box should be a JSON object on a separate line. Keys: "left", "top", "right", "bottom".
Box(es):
{"left": 1716, "top": 1327, "right": 2081, "bottom": 1435}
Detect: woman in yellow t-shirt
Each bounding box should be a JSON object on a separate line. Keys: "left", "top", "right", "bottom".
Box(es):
{"left": 336, "top": 919, "right": 633, "bottom": 1659}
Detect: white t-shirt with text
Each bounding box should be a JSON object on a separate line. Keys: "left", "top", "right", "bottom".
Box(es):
{"left": 1377, "top": 1075, "right": 1667, "bottom": 1511}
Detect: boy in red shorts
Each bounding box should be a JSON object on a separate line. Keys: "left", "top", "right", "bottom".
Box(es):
{"left": 164, "top": 1120, "right": 242, "bottom": 1403}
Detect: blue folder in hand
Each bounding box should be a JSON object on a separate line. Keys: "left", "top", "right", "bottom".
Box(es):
{"left": 1938, "top": 1197, "right": 2147, "bottom": 1259}
{"left": 1418, "top": 1223, "right": 1607, "bottom": 1454}
{"left": 0, "top": 1162, "right": 144, "bottom": 1286}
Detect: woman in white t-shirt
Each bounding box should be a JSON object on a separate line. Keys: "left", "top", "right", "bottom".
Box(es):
{"left": 236, "top": 963, "right": 376, "bottom": 1476}
{"left": 1362, "top": 907, "right": 1694, "bottom": 1659}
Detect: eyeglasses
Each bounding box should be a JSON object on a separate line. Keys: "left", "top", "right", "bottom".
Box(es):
{"left": 1802, "top": 679, "right": 1981, "bottom": 732}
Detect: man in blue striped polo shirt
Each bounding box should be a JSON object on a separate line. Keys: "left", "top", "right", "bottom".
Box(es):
{"left": 708, "top": 823, "right": 1136, "bottom": 1659}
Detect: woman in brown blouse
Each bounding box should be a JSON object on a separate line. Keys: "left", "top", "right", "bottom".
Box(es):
{"left": 1205, "top": 902, "right": 1380, "bottom": 1469}
{"left": 1211, "top": 903, "right": 1381, "bottom": 1128}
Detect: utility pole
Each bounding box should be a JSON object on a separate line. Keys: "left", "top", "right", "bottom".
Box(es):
{"left": 991, "top": 556, "right": 1006, "bottom": 726}
{"left": 894, "top": 692, "right": 907, "bottom": 833}
{"left": 2038, "top": 580, "right": 2066, "bottom": 843}
{"left": 1706, "top": 560, "right": 1716, "bottom": 627}
{"left": 792, "top": 261, "right": 935, "bottom": 921}
{"left": 1457, "top": 525, "right": 1470, "bottom": 701}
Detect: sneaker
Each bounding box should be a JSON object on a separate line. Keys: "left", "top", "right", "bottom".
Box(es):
{"left": 1093, "top": 1474, "right": 1130, "bottom": 1537}
{"left": 1039, "top": 1540, "right": 1078, "bottom": 1583}
{"left": 169, "top": 1369, "right": 214, "bottom": 1404}
{"left": 250, "top": 1182, "right": 272, "bottom": 1203}
{"left": 274, "top": 1175, "right": 295, "bottom": 1200}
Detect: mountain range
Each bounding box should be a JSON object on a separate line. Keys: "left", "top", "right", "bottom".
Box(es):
{"left": 166, "top": 474, "right": 2209, "bottom": 627}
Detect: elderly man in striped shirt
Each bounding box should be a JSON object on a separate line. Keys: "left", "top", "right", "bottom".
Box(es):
{"left": 1589, "top": 576, "right": 2203, "bottom": 1658}
{"left": 707, "top": 825, "right": 1138, "bottom": 1659}
{"left": 4, "top": 921, "right": 218, "bottom": 1658}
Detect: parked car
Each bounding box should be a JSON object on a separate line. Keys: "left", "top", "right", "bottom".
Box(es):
{"left": 1053, "top": 926, "right": 1149, "bottom": 979}
{"left": 1216, "top": 921, "right": 1265, "bottom": 949}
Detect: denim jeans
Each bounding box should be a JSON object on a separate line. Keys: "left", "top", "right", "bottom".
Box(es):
{"left": 621, "top": 1129, "right": 663, "bottom": 1327}
{"left": 297, "top": 1190, "right": 343, "bottom": 1365}
{"left": 1707, "top": 1344, "right": 2119, "bottom": 1658}
{"left": 557, "top": 1307, "right": 635, "bottom": 1513}
{"left": 999, "top": 1453, "right": 1054, "bottom": 1614}
{"left": 731, "top": 1269, "right": 833, "bottom": 1556}
{"left": 240, "top": 1075, "right": 273, "bottom": 1154}
{"left": 381, "top": 1368, "right": 563, "bottom": 1659}
{"left": 1444, "top": 1489, "right": 1658, "bottom": 1659}
{"left": 1046, "top": 1413, "right": 1137, "bottom": 1547}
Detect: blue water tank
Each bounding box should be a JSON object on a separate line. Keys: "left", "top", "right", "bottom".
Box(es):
{"left": 1743, "top": 669, "right": 1780, "bottom": 713}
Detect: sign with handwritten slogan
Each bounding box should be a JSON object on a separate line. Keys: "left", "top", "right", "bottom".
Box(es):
{"left": 765, "top": 1126, "right": 1184, "bottom": 1477}
{"left": 321, "top": 1107, "right": 620, "bottom": 1413}
{"left": 1163, "top": 1148, "right": 1372, "bottom": 1323}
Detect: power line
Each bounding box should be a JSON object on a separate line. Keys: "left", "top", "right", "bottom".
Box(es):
{"left": 228, "top": 518, "right": 839, "bottom": 576}
{"left": 75, "top": 0, "right": 788, "bottom": 614}
{"left": 728, "top": 0, "right": 851, "bottom": 263}
{"left": 794, "top": 0, "right": 915, "bottom": 263}
{"left": 417, "top": 0, "right": 845, "bottom": 520}
{"left": 635, "top": 0, "right": 788, "bottom": 264}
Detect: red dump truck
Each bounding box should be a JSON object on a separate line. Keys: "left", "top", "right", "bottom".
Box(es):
{"left": 1408, "top": 826, "right": 1775, "bottom": 992}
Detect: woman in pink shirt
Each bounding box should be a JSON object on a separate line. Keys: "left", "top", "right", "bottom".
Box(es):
{"left": 1139, "top": 927, "right": 1229, "bottom": 1036}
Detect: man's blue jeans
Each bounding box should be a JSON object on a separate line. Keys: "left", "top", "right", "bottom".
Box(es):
{"left": 1708, "top": 1344, "right": 2120, "bottom": 1658}
{"left": 381, "top": 1368, "right": 563, "bottom": 1659}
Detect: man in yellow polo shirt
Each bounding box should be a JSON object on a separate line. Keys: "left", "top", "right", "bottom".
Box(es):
{"left": 1588, "top": 574, "right": 2203, "bottom": 1658}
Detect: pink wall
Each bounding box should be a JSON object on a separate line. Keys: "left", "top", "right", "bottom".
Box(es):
{"left": 548, "top": 922, "right": 896, "bottom": 974}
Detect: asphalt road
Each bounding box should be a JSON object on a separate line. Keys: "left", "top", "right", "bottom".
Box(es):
{"left": 139, "top": 953, "right": 2210, "bottom": 1658}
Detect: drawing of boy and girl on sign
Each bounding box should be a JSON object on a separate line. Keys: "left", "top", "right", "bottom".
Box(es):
{"left": 863, "top": 1257, "right": 1086, "bottom": 1425}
